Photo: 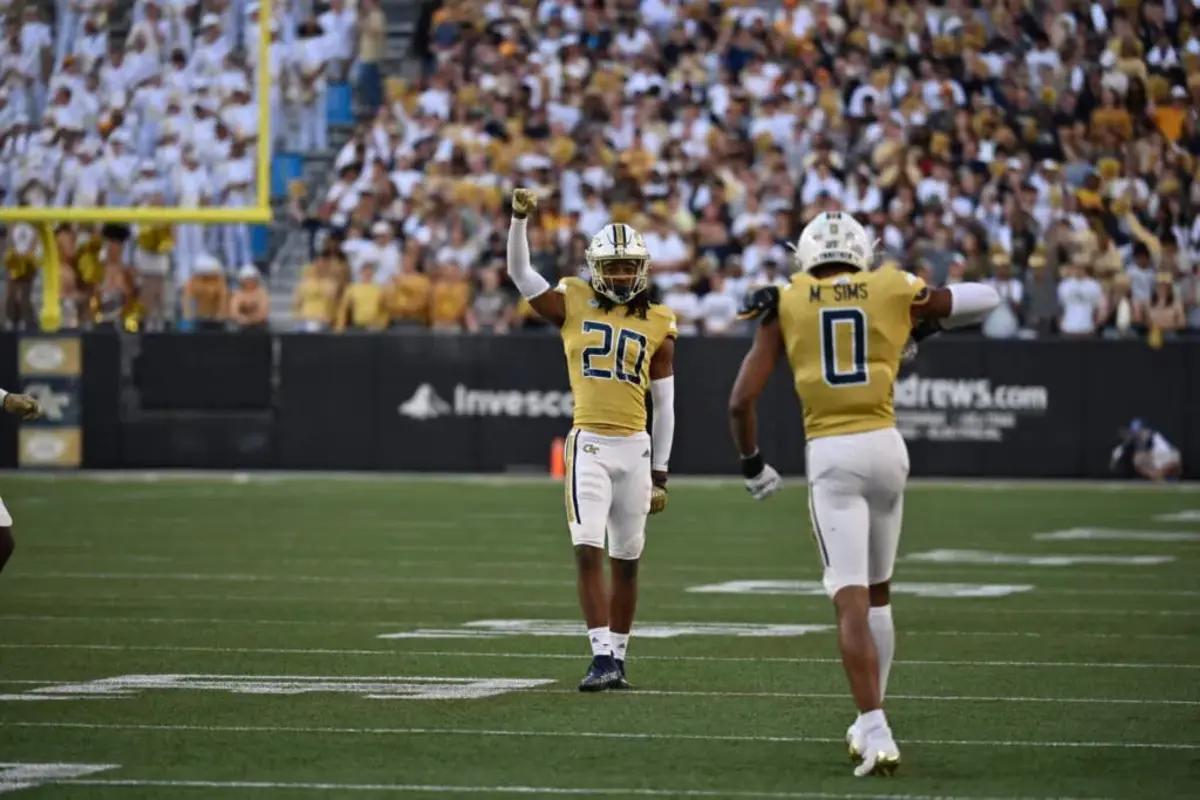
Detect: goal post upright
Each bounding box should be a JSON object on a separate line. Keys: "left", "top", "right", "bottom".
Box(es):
{"left": 0, "top": 0, "right": 275, "bottom": 330}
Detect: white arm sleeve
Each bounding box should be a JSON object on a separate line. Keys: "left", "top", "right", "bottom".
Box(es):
{"left": 506, "top": 217, "right": 552, "bottom": 300}
{"left": 650, "top": 376, "right": 675, "bottom": 473}
{"left": 943, "top": 282, "right": 1001, "bottom": 328}
{"left": 0, "top": 388, "right": 7, "bottom": 403}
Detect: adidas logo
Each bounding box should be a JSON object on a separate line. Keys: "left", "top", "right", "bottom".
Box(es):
{"left": 642, "top": 449, "right": 650, "bottom": 457}
{"left": 398, "top": 384, "right": 453, "bottom": 420}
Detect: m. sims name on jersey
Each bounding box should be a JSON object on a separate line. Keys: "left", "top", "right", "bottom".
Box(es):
{"left": 809, "top": 283, "right": 869, "bottom": 303}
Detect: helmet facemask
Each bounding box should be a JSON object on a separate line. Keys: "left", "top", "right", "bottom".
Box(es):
{"left": 585, "top": 223, "right": 652, "bottom": 304}
{"left": 590, "top": 257, "right": 649, "bottom": 303}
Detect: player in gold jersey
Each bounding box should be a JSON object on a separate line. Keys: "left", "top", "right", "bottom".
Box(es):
{"left": 0, "top": 387, "right": 42, "bottom": 574}
{"left": 506, "top": 188, "right": 677, "bottom": 692}
{"left": 728, "top": 212, "right": 999, "bottom": 776}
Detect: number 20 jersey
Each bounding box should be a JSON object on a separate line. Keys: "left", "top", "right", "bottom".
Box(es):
{"left": 556, "top": 277, "right": 677, "bottom": 437}
{"left": 777, "top": 266, "right": 928, "bottom": 441}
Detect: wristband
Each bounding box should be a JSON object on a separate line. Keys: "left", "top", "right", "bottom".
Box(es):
{"left": 740, "top": 451, "right": 764, "bottom": 479}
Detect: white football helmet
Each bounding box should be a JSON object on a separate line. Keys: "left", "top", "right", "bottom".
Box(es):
{"left": 585, "top": 223, "right": 651, "bottom": 303}
{"left": 791, "top": 211, "right": 873, "bottom": 273}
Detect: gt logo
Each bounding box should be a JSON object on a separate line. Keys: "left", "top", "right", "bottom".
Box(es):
{"left": 582, "top": 443, "right": 600, "bottom": 455}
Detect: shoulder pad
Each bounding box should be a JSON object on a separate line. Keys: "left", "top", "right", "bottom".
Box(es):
{"left": 737, "top": 285, "right": 780, "bottom": 322}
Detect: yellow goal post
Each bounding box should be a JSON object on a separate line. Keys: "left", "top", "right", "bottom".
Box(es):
{"left": 0, "top": 0, "right": 276, "bottom": 330}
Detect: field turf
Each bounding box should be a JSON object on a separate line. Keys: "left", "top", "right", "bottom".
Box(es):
{"left": 0, "top": 474, "right": 1198, "bottom": 798}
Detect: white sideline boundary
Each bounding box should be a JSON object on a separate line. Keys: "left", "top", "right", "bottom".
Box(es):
{"left": 4, "top": 721, "right": 1195, "bottom": 751}
{"left": 1, "top": 469, "right": 1196, "bottom": 492}
{"left": 1, "top": 642, "right": 1196, "bottom": 669}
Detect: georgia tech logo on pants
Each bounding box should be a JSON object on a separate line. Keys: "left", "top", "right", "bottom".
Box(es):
{"left": 581, "top": 443, "right": 600, "bottom": 454}
{"left": 398, "top": 383, "right": 573, "bottom": 420}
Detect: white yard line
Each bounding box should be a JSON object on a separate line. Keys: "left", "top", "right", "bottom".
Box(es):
{"left": 4, "top": 721, "right": 1195, "bottom": 752}
{"left": 0, "top": 614, "right": 1188, "bottom": 641}
{"left": 6, "top": 571, "right": 580, "bottom": 588}
{"left": 31, "top": 776, "right": 1119, "bottom": 800}
{"left": 1, "top": 684, "right": 1194, "bottom": 706}
{"left": 0, "top": 643, "right": 1195, "bottom": 669}
{"left": 8, "top": 572, "right": 1198, "bottom": 607}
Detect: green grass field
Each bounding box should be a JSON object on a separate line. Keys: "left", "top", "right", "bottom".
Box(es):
{"left": 0, "top": 474, "right": 1198, "bottom": 799}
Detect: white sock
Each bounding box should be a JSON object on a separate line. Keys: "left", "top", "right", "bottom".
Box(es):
{"left": 610, "top": 631, "right": 630, "bottom": 662}
{"left": 868, "top": 605, "right": 895, "bottom": 700}
{"left": 587, "top": 626, "right": 611, "bottom": 657}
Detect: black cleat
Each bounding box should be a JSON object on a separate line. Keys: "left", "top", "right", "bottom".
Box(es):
{"left": 577, "top": 655, "right": 621, "bottom": 692}
{"left": 611, "top": 658, "right": 632, "bottom": 690}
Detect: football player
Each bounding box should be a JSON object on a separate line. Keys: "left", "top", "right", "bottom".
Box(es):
{"left": 506, "top": 188, "right": 677, "bottom": 692}
{"left": 0, "top": 387, "right": 42, "bottom": 573}
{"left": 727, "top": 212, "right": 999, "bottom": 776}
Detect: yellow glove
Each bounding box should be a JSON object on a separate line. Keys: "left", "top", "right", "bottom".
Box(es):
{"left": 3, "top": 392, "right": 41, "bottom": 420}
{"left": 649, "top": 471, "right": 668, "bottom": 514}
{"left": 650, "top": 485, "right": 668, "bottom": 514}
{"left": 511, "top": 187, "right": 538, "bottom": 217}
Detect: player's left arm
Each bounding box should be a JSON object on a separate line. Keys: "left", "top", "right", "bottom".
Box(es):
{"left": 648, "top": 335, "right": 675, "bottom": 514}
{"left": 728, "top": 319, "right": 784, "bottom": 500}
{"left": 909, "top": 282, "right": 1000, "bottom": 341}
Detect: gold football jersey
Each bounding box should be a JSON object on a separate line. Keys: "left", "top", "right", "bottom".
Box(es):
{"left": 557, "top": 277, "right": 677, "bottom": 436}
{"left": 776, "top": 266, "right": 928, "bottom": 440}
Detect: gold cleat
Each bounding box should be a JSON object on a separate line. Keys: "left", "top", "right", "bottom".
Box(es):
{"left": 846, "top": 724, "right": 864, "bottom": 763}
{"left": 853, "top": 749, "right": 901, "bottom": 778}
{"left": 874, "top": 754, "right": 900, "bottom": 776}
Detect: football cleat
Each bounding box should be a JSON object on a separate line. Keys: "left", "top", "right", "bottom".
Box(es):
{"left": 610, "top": 658, "right": 632, "bottom": 690}
{"left": 578, "top": 655, "right": 621, "bottom": 692}
{"left": 846, "top": 720, "right": 865, "bottom": 762}
{"left": 853, "top": 728, "right": 900, "bottom": 777}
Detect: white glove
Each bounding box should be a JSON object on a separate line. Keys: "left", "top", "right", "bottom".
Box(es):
{"left": 745, "top": 463, "right": 782, "bottom": 501}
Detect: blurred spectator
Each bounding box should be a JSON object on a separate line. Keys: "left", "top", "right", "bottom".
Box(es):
{"left": 385, "top": 248, "right": 432, "bottom": 327}
{"left": 291, "top": 18, "right": 330, "bottom": 152}
{"left": 662, "top": 278, "right": 700, "bottom": 336}
{"left": 294, "top": 252, "right": 341, "bottom": 333}
{"left": 336, "top": 259, "right": 386, "bottom": 331}
{"left": 318, "top": 0, "right": 357, "bottom": 82}
{"left": 465, "top": 266, "right": 513, "bottom": 334}
{"left": 698, "top": 269, "right": 740, "bottom": 336}
{"left": 1142, "top": 273, "right": 1186, "bottom": 337}
{"left": 429, "top": 261, "right": 470, "bottom": 333}
{"left": 182, "top": 253, "right": 228, "bottom": 331}
{"left": 1023, "top": 251, "right": 1059, "bottom": 337}
{"left": 1103, "top": 273, "right": 1137, "bottom": 338}
{"left": 133, "top": 218, "right": 173, "bottom": 332}
{"left": 1057, "top": 256, "right": 1105, "bottom": 338}
{"left": 981, "top": 252, "right": 1022, "bottom": 339}
{"left": 3, "top": 223, "right": 39, "bottom": 330}
{"left": 371, "top": 220, "right": 401, "bottom": 283}
{"left": 357, "top": 0, "right": 385, "bottom": 114}
{"left": 94, "top": 232, "right": 136, "bottom": 330}
{"left": 229, "top": 264, "right": 268, "bottom": 330}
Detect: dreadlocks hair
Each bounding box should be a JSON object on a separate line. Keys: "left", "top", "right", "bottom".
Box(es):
{"left": 593, "top": 286, "right": 652, "bottom": 319}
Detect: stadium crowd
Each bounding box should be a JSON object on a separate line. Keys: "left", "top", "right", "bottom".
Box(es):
{"left": 2, "top": 0, "right": 1199, "bottom": 340}
{"left": 2, "top": 0, "right": 382, "bottom": 331}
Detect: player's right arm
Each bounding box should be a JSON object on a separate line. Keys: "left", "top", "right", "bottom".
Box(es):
{"left": 728, "top": 313, "right": 784, "bottom": 501}
{"left": 507, "top": 188, "right": 566, "bottom": 327}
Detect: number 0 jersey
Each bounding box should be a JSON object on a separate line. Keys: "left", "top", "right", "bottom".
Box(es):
{"left": 557, "top": 277, "right": 677, "bottom": 436}
{"left": 776, "top": 266, "right": 928, "bottom": 440}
